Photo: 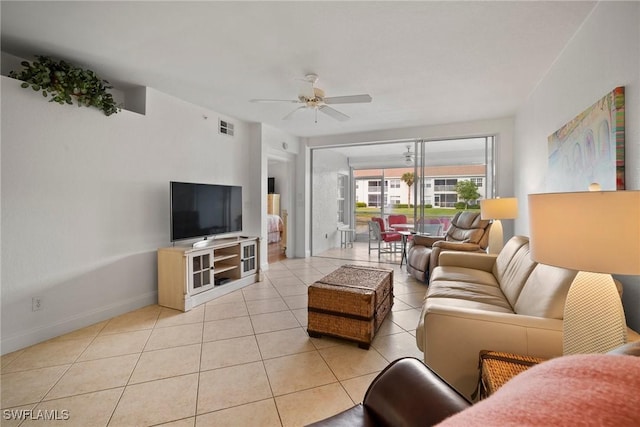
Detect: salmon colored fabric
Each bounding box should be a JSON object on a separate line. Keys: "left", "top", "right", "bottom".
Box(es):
{"left": 438, "top": 354, "right": 640, "bottom": 426}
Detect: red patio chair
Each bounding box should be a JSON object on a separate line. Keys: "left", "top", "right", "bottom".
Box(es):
{"left": 388, "top": 214, "right": 409, "bottom": 231}
{"left": 369, "top": 217, "right": 403, "bottom": 258}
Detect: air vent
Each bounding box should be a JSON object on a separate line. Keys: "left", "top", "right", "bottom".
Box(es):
{"left": 219, "top": 119, "right": 234, "bottom": 136}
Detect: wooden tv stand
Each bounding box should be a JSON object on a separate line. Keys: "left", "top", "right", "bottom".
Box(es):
{"left": 157, "top": 236, "right": 259, "bottom": 311}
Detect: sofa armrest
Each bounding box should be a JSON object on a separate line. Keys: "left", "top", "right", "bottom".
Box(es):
{"left": 420, "top": 303, "right": 564, "bottom": 398}
{"left": 308, "top": 358, "right": 471, "bottom": 427}
{"left": 437, "top": 252, "right": 498, "bottom": 272}
{"left": 412, "top": 234, "right": 444, "bottom": 247}
{"left": 364, "top": 358, "right": 471, "bottom": 426}
{"left": 433, "top": 241, "right": 482, "bottom": 251}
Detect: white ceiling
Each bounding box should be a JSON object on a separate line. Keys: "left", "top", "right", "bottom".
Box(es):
{"left": 1, "top": 1, "right": 595, "bottom": 139}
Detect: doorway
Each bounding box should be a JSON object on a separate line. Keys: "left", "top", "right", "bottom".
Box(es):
{"left": 267, "top": 156, "right": 293, "bottom": 263}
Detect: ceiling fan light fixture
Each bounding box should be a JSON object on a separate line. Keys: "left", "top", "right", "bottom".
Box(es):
{"left": 402, "top": 146, "right": 415, "bottom": 165}
{"left": 252, "top": 73, "right": 372, "bottom": 123}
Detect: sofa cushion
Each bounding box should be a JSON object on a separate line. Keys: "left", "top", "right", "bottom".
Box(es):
{"left": 514, "top": 263, "right": 577, "bottom": 318}
{"left": 425, "top": 297, "right": 514, "bottom": 313}
{"left": 446, "top": 227, "right": 484, "bottom": 244}
{"left": 450, "top": 211, "right": 489, "bottom": 230}
{"left": 492, "top": 236, "right": 537, "bottom": 307}
{"left": 428, "top": 281, "right": 513, "bottom": 311}
{"left": 430, "top": 266, "right": 499, "bottom": 287}
{"left": 445, "top": 212, "right": 490, "bottom": 244}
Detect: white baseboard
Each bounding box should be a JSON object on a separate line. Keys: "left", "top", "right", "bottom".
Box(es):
{"left": 1, "top": 291, "right": 157, "bottom": 355}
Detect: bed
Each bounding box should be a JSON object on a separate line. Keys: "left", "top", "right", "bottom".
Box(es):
{"left": 268, "top": 214, "right": 284, "bottom": 243}
{"left": 267, "top": 193, "right": 287, "bottom": 247}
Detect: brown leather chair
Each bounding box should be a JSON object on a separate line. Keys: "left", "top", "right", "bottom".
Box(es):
{"left": 309, "top": 344, "right": 640, "bottom": 427}
{"left": 406, "top": 211, "right": 491, "bottom": 282}
{"left": 307, "top": 357, "right": 471, "bottom": 427}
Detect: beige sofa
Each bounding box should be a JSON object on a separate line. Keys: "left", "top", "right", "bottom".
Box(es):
{"left": 416, "top": 235, "right": 640, "bottom": 399}
{"left": 416, "top": 235, "right": 577, "bottom": 398}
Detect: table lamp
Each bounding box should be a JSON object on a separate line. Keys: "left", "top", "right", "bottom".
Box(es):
{"left": 480, "top": 197, "right": 518, "bottom": 254}
{"left": 528, "top": 190, "right": 640, "bottom": 354}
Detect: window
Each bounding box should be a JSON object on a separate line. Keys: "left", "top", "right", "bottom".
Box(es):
{"left": 433, "top": 179, "right": 458, "bottom": 192}
{"left": 337, "top": 174, "right": 347, "bottom": 223}
{"left": 470, "top": 177, "right": 483, "bottom": 188}
{"left": 437, "top": 193, "right": 458, "bottom": 208}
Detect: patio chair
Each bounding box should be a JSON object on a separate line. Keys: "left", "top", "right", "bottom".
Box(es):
{"left": 368, "top": 218, "right": 402, "bottom": 258}
{"left": 388, "top": 214, "right": 410, "bottom": 231}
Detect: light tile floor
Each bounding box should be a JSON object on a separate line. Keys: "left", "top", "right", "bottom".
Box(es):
{"left": 1, "top": 242, "right": 426, "bottom": 426}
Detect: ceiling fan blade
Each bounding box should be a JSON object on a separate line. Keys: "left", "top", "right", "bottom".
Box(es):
{"left": 319, "top": 105, "right": 350, "bottom": 121}
{"left": 324, "top": 94, "right": 372, "bottom": 104}
{"left": 282, "top": 106, "right": 307, "bottom": 120}
{"left": 250, "top": 99, "right": 300, "bottom": 103}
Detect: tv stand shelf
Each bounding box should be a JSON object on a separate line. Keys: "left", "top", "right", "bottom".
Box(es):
{"left": 214, "top": 254, "right": 237, "bottom": 262}
{"left": 214, "top": 264, "right": 237, "bottom": 274}
{"left": 157, "top": 236, "right": 259, "bottom": 311}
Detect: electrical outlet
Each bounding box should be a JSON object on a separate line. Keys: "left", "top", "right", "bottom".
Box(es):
{"left": 32, "top": 297, "right": 43, "bottom": 311}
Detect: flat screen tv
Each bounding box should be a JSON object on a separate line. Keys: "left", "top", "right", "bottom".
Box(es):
{"left": 170, "top": 181, "right": 243, "bottom": 242}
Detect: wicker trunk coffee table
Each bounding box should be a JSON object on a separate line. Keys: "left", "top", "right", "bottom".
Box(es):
{"left": 307, "top": 265, "right": 394, "bottom": 349}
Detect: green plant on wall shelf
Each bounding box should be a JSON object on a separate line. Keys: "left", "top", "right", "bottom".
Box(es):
{"left": 8, "top": 55, "right": 121, "bottom": 116}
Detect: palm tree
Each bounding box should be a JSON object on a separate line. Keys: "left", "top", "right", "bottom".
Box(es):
{"left": 401, "top": 172, "right": 415, "bottom": 206}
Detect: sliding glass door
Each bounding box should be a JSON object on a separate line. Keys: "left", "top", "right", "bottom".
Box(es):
{"left": 413, "top": 137, "right": 494, "bottom": 235}
{"left": 310, "top": 136, "right": 495, "bottom": 254}
{"left": 354, "top": 173, "right": 385, "bottom": 240}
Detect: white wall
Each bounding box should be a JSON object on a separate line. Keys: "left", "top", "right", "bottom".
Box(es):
{"left": 311, "top": 150, "right": 350, "bottom": 254}
{"left": 513, "top": 2, "right": 640, "bottom": 331}
{"left": 1, "top": 75, "right": 261, "bottom": 353}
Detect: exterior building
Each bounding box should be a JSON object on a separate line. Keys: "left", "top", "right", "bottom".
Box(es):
{"left": 354, "top": 165, "right": 487, "bottom": 208}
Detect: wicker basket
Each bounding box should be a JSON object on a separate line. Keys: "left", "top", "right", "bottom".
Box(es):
{"left": 477, "top": 350, "right": 546, "bottom": 399}
{"left": 307, "top": 265, "right": 393, "bottom": 349}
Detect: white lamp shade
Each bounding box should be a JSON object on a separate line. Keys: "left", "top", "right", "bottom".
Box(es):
{"left": 528, "top": 191, "right": 640, "bottom": 275}
{"left": 480, "top": 197, "right": 518, "bottom": 220}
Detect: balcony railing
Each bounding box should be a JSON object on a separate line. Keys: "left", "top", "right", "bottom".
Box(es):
{"left": 433, "top": 185, "right": 457, "bottom": 192}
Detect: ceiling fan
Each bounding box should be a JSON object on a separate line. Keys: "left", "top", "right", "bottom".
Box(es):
{"left": 250, "top": 74, "right": 372, "bottom": 122}
{"left": 403, "top": 146, "right": 415, "bottom": 165}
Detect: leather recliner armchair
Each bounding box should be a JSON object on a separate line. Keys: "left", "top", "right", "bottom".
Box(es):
{"left": 406, "top": 211, "right": 491, "bottom": 282}
{"left": 309, "top": 343, "right": 640, "bottom": 427}
{"left": 307, "top": 357, "right": 471, "bottom": 427}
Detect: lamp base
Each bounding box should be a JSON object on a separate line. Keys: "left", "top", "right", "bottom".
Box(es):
{"left": 563, "top": 271, "right": 627, "bottom": 355}
{"left": 487, "top": 219, "right": 503, "bottom": 254}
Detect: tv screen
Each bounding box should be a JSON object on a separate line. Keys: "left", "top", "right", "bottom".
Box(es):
{"left": 170, "top": 182, "right": 243, "bottom": 242}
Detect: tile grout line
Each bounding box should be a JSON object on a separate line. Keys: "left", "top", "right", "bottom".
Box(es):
{"left": 105, "top": 307, "right": 161, "bottom": 426}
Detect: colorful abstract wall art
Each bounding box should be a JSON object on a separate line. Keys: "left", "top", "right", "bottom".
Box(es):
{"left": 547, "top": 87, "right": 625, "bottom": 192}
